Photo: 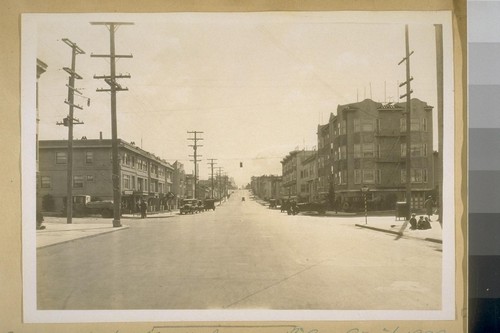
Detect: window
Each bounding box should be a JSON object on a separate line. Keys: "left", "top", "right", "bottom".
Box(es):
{"left": 41, "top": 176, "right": 51, "bottom": 188}
{"left": 337, "top": 170, "right": 347, "bottom": 185}
{"left": 354, "top": 144, "right": 361, "bottom": 158}
{"left": 339, "top": 146, "right": 347, "bottom": 160}
{"left": 56, "top": 152, "right": 67, "bottom": 164}
{"left": 354, "top": 143, "right": 375, "bottom": 158}
{"left": 362, "top": 170, "right": 376, "bottom": 184}
{"left": 355, "top": 169, "right": 380, "bottom": 184}
{"left": 123, "top": 175, "right": 131, "bottom": 189}
{"left": 401, "top": 169, "right": 428, "bottom": 183}
{"left": 421, "top": 118, "right": 428, "bottom": 131}
{"left": 401, "top": 143, "right": 428, "bottom": 157}
{"left": 354, "top": 119, "right": 361, "bottom": 133}
{"left": 85, "top": 151, "right": 93, "bottom": 164}
{"left": 339, "top": 120, "right": 347, "bottom": 135}
{"left": 354, "top": 119, "right": 374, "bottom": 133}
{"left": 354, "top": 169, "right": 362, "bottom": 184}
{"left": 400, "top": 118, "right": 424, "bottom": 132}
{"left": 73, "top": 175, "right": 84, "bottom": 188}
{"left": 86, "top": 175, "right": 94, "bottom": 182}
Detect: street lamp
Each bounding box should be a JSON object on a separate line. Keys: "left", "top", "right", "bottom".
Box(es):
{"left": 361, "top": 185, "right": 369, "bottom": 225}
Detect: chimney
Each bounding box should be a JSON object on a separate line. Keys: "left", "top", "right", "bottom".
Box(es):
{"left": 99, "top": 131, "right": 103, "bottom": 140}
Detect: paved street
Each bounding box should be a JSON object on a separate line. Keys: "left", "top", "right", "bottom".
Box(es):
{"left": 37, "top": 190, "right": 442, "bottom": 310}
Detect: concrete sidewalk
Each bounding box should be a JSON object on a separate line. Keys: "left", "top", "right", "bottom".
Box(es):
{"left": 297, "top": 210, "right": 442, "bottom": 243}
{"left": 36, "top": 217, "right": 129, "bottom": 249}
{"left": 351, "top": 215, "right": 442, "bottom": 243}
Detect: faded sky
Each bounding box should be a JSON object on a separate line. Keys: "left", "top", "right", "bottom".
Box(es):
{"left": 34, "top": 12, "right": 453, "bottom": 186}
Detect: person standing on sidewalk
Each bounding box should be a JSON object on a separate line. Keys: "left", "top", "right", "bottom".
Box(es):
{"left": 424, "top": 196, "right": 434, "bottom": 221}
{"left": 140, "top": 200, "right": 148, "bottom": 219}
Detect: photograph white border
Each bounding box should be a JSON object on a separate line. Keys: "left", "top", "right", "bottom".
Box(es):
{"left": 22, "top": 11, "right": 456, "bottom": 323}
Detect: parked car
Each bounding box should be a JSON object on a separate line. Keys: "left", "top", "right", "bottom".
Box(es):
{"left": 297, "top": 201, "right": 327, "bottom": 215}
{"left": 196, "top": 200, "right": 205, "bottom": 213}
{"left": 204, "top": 199, "right": 216, "bottom": 211}
{"left": 180, "top": 199, "right": 198, "bottom": 214}
{"left": 64, "top": 195, "right": 114, "bottom": 218}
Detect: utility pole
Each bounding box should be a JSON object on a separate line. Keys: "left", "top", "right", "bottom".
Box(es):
{"left": 188, "top": 131, "right": 203, "bottom": 199}
{"left": 56, "top": 39, "right": 85, "bottom": 224}
{"left": 435, "top": 24, "right": 444, "bottom": 228}
{"left": 216, "top": 166, "right": 223, "bottom": 202}
{"left": 207, "top": 158, "right": 217, "bottom": 199}
{"left": 398, "top": 24, "right": 414, "bottom": 220}
{"left": 91, "top": 21, "right": 133, "bottom": 227}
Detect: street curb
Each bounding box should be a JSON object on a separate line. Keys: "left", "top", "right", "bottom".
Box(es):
{"left": 37, "top": 226, "right": 130, "bottom": 250}
{"left": 355, "top": 224, "right": 402, "bottom": 236}
{"left": 354, "top": 224, "right": 442, "bottom": 244}
{"left": 424, "top": 237, "right": 443, "bottom": 244}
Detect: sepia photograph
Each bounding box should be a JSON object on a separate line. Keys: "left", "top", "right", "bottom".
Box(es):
{"left": 22, "top": 11, "right": 456, "bottom": 323}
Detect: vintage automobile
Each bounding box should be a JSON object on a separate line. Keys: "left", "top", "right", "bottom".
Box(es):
{"left": 204, "top": 199, "right": 216, "bottom": 211}
{"left": 180, "top": 199, "right": 198, "bottom": 215}
{"left": 296, "top": 200, "right": 327, "bottom": 215}
{"left": 63, "top": 195, "right": 114, "bottom": 218}
{"left": 268, "top": 199, "right": 277, "bottom": 209}
{"left": 196, "top": 200, "right": 205, "bottom": 213}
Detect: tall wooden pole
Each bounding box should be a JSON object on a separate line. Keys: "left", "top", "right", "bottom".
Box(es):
{"left": 91, "top": 21, "right": 133, "bottom": 227}
{"left": 435, "top": 24, "right": 444, "bottom": 227}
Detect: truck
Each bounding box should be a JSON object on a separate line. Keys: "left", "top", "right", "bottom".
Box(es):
{"left": 64, "top": 195, "right": 114, "bottom": 218}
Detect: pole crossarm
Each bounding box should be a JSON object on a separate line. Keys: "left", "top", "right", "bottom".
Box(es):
{"left": 61, "top": 38, "right": 85, "bottom": 54}
{"left": 65, "top": 84, "right": 82, "bottom": 95}
{"left": 94, "top": 74, "right": 131, "bottom": 79}
{"left": 64, "top": 100, "right": 83, "bottom": 110}
{"left": 90, "top": 54, "right": 133, "bottom": 58}
{"left": 63, "top": 67, "right": 83, "bottom": 80}
{"left": 399, "top": 77, "right": 413, "bottom": 87}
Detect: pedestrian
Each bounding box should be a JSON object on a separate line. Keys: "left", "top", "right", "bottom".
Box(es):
{"left": 417, "top": 216, "right": 425, "bottom": 229}
{"left": 140, "top": 200, "right": 148, "bottom": 218}
{"left": 420, "top": 217, "right": 432, "bottom": 230}
{"left": 409, "top": 213, "right": 417, "bottom": 230}
{"left": 424, "top": 196, "right": 434, "bottom": 221}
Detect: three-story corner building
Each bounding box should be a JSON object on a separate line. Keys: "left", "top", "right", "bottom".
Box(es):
{"left": 323, "top": 98, "right": 435, "bottom": 212}
{"left": 280, "top": 150, "right": 316, "bottom": 202}
{"left": 300, "top": 153, "right": 318, "bottom": 203}
{"left": 38, "top": 138, "right": 174, "bottom": 214}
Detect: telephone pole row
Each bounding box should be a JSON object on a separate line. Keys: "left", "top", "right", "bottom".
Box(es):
{"left": 188, "top": 131, "right": 203, "bottom": 199}
{"left": 91, "top": 21, "right": 134, "bottom": 228}
{"left": 56, "top": 38, "right": 85, "bottom": 225}
{"left": 207, "top": 158, "right": 217, "bottom": 199}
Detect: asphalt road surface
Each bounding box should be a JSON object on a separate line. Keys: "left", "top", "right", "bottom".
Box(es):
{"left": 37, "top": 190, "right": 442, "bottom": 310}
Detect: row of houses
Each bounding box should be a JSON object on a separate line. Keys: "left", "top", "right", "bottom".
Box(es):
{"left": 36, "top": 138, "right": 226, "bottom": 214}
{"left": 252, "top": 98, "right": 438, "bottom": 212}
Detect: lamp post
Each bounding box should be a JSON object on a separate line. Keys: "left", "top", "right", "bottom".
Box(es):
{"left": 361, "top": 185, "right": 369, "bottom": 224}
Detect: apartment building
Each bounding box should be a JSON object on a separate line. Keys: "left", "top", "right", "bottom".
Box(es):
{"left": 38, "top": 138, "right": 174, "bottom": 213}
